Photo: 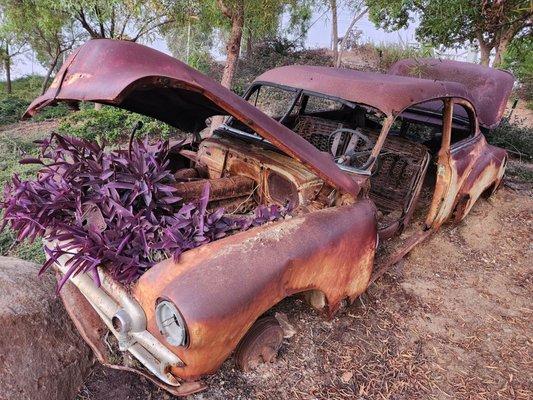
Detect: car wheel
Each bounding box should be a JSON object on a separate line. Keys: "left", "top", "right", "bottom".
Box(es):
{"left": 235, "top": 316, "right": 284, "bottom": 371}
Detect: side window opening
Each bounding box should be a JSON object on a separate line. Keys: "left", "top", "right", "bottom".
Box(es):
{"left": 247, "top": 85, "right": 298, "bottom": 120}
{"left": 371, "top": 100, "right": 444, "bottom": 232}
{"left": 450, "top": 103, "right": 475, "bottom": 144}
{"left": 392, "top": 101, "right": 446, "bottom": 155}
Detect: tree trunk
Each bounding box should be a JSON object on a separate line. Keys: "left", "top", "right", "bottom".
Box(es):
{"left": 220, "top": 4, "right": 244, "bottom": 89}
{"left": 41, "top": 55, "right": 59, "bottom": 95}
{"left": 330, "top": 0, "right": 338, "bottom": 62}
{"left": 245, "top": 26, "right": 253, "bottom": 58}
{"left": 493, "top": 32, "right": 513, "bottom": 68}
{"left": 477, "top": 34, "right": 491, "bottom": 66}
{"left": 4, "top": 57, "right": 12, "bottom": 94}
{"left": 211, "top": 0, "right": 244, "bottom": 132}
{"left": 336, "top": 7, "right": 368, "bottom": 68}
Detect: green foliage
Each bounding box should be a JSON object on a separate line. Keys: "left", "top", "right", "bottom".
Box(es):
{"left": 233, "top": 36, "right": 331, "bottom": 94}
{"left": 33, "top": 103, "right": 71, "bottom": 121}
{"left": 367, "top": 0, "right": 531, "bottom": 57}
{"left": 44, "top": 0, "right": 174, "bottom": 42}
{"left": 501, "top": 35, "right": 532, "bottom": 102}
{"left": 0, "top": 96, "right": 29, "bottom": 125}
{"left": 0, "top": 75, "right": 43, "bottom": 101}
{"left": 58, "top": 105, "right": 176, "bottom": 143}
{"left": 163, "top": 0, "right": 313, "bottom": 77}
{"left": 506, "top": 161, "right": 533, "bottom": 183}
{"left": 0, "top": 76, "right": 70, "bottom": 126}
{"left": 485, "top": 118, "right": 533, "bottom": 162}
{"left": 0, "top": 131, "right": 46, "bottom": 262}
{"left": 0, "top": 226, "right": 45, "bottom": 263}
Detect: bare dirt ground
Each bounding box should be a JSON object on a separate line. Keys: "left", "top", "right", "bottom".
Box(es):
{"left": 0, "top": 119, "right": 59, "bottom": 137}
{"left": 76, "top": 186, "right": 532, "bottom": 400}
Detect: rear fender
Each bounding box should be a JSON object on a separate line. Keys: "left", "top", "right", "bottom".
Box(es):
{"left": 452, "top": 142, "right": 507, "bottom": 222}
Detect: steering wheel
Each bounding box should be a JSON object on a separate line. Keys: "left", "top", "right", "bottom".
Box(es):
{"left": 328, "top": 128, "right": 372, "bottom": 166}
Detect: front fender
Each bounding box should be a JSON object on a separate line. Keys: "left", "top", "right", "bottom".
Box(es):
{"left": 133, "top": 200, "right": 377, "bottom": 380}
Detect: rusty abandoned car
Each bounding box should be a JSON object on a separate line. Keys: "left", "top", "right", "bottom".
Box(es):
{"left": 22, "top": 39, "right": 512, "bottom": 395}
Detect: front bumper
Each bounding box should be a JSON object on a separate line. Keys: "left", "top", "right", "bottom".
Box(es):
{"left": 45, "top": 240, "right": 205, "bottom": 395}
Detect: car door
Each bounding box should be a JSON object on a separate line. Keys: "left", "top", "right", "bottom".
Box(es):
{"left": 425, "top": 98, "right": 482, "bottom": 228}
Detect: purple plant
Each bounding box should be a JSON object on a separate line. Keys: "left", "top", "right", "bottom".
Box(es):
{"left": 1, "top": 133, "right": 287, "bottom": 290}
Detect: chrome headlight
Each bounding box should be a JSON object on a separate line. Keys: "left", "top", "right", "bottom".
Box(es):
{"left": 155, "top": 300, "right": 187, "bottom": 347}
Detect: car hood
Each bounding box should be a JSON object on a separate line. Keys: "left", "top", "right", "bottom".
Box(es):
{"left": 389, "top": 58, "right": 515, "bottom": 129}
{"left": 25, "top": 39, "right": 359, "bottom": 196}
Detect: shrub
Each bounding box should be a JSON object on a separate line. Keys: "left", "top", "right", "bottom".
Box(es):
{"left": 501, "top": 35, "right": 532, "bottom": 103}
{"left": 485, "top": 118, "right": 533, "bottom": 162}
{"left": 58, "top": 105, "right": 177, "bottom": 143}
{"left": 0, "top": 96, "right": 30, "bottom": 126}
{"left": 233, "top": 37, "right": 332, "bottom": 95}
{"left": 374, "top": 43, "right": 434, "bottom": 71}
{"left": 32, "top": 103, "right": 71, "bottom": 121}
{"left": 1, "top": 134, "right": 286, "bottom": 288}
{"left": 0, "top": 75, "right": 44, "bottom": 103}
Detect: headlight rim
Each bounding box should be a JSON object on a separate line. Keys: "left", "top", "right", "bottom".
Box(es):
{"left": 155, "top": 298, "right": 189, "bottom": 348}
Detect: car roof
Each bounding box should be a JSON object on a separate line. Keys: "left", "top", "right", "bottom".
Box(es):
{"left": 389, "top": 58, "right": 514, "bottom": 128}
{"left": 254, "top": 65, "right": 473, "bottom": 115}
{"left": 254, "top": 62, "right": 514, "bottom": 128}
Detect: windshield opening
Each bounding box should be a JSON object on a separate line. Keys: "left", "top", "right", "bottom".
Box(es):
{"left": 224, "top": 83, "right": 387, "bottom": 172}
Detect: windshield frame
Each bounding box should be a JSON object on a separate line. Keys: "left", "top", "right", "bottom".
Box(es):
{"left": 221, "top": 82, "right": 389, "bottom": 176}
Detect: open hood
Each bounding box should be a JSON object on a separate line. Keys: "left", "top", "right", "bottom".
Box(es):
{"left": 389, "top": 58, "right": 514, "bottom": 128}
{"left": 25, "top": 39, "right": 359, "bottom": 196}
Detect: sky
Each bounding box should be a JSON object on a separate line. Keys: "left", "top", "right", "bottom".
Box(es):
{"left": 6, "top": 4, "right": 470, "bottom": 80}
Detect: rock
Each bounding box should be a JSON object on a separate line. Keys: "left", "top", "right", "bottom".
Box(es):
{"left": 0, "top": 257, "right": 93, "bottom": 400}
{"left": 341, "top": 371, "right": 353, "bottom": 383}
{"left": 274, "top": 312, "right": 297, "bottom": 339}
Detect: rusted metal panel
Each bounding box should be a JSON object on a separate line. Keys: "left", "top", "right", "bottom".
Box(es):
{"left": 173, "top": 176, "right": 255, "bottom": 203}
{"left": 23, "top": 39, "right": 360, "bottom": 198}
{"left": 389, "top": 58, "right": 514, "bottom": 128}
{"left": 424, "top": 100, "right": 507, "bottom": 228}
{"left": 133, "top": 200, "right": 377, "bottom": 380}
{"left": 253, "top": 65, "right": 474, "bottom": 117}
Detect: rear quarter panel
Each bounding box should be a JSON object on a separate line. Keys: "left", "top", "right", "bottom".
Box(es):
{"left": 432, "top": 134, "right": 506, "bottom": 227}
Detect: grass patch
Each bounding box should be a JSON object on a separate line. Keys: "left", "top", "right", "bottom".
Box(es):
{"left": 0, "top": 96, "right": 30, "bottom": 126}
{"left": 0, "top": 75, "right": 71, "bottom": 127}
{"left": 374, "top": 42, "right": 434, "bottom": 71}
{"left": 0, "top": 75, "right": 44, "bottom": 102}
{"left": 0, "top": 131, "right": 48, "bottom": 263}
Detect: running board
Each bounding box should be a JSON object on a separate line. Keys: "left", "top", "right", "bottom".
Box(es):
{"left": 370, "top": 229, "right": 432, "bottom": 283}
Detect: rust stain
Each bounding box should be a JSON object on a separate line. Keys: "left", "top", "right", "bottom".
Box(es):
{"left": 26, "top": 39, "right": 512, "bottom": 395}
{"left": 133, "top": 201, "right": 377, "bottom": 380}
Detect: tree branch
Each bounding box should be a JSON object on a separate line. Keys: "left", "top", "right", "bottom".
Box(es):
{"left": 217, "top": 0, "right": 233, "bottom": 19}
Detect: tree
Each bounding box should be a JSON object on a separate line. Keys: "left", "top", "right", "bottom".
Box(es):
{"left": 46, "top": 0, "right": 176, "bottom": 42}
{"left": 0, "top": 7, "right": 27, "bottom": 94}
{"left": 330, "top": 0, "right": 338, "bottom": 61}
{"left": 1, "top": 0, "right": 85, "bottom": 94}
{"left": 366, "top": 0, "right": 532, "bottom": 67}
{"left": 335, "top": 2, "right": 367, "bottom": 67}
{"left": 215, "top": 0, "right": 244, "bottom": 88}
{"left": 501, "top": 34, "right": 532, "bottom": 102}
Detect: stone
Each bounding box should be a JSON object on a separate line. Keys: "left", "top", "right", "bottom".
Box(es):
{"left": 0, "top": 256, "right": 93, "bottom": 400}
{"left": 341, "top": 371, "right": 353, "bottom": 383}
{"left": 274, "top": 312, "right": 297, "bottom": 339}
